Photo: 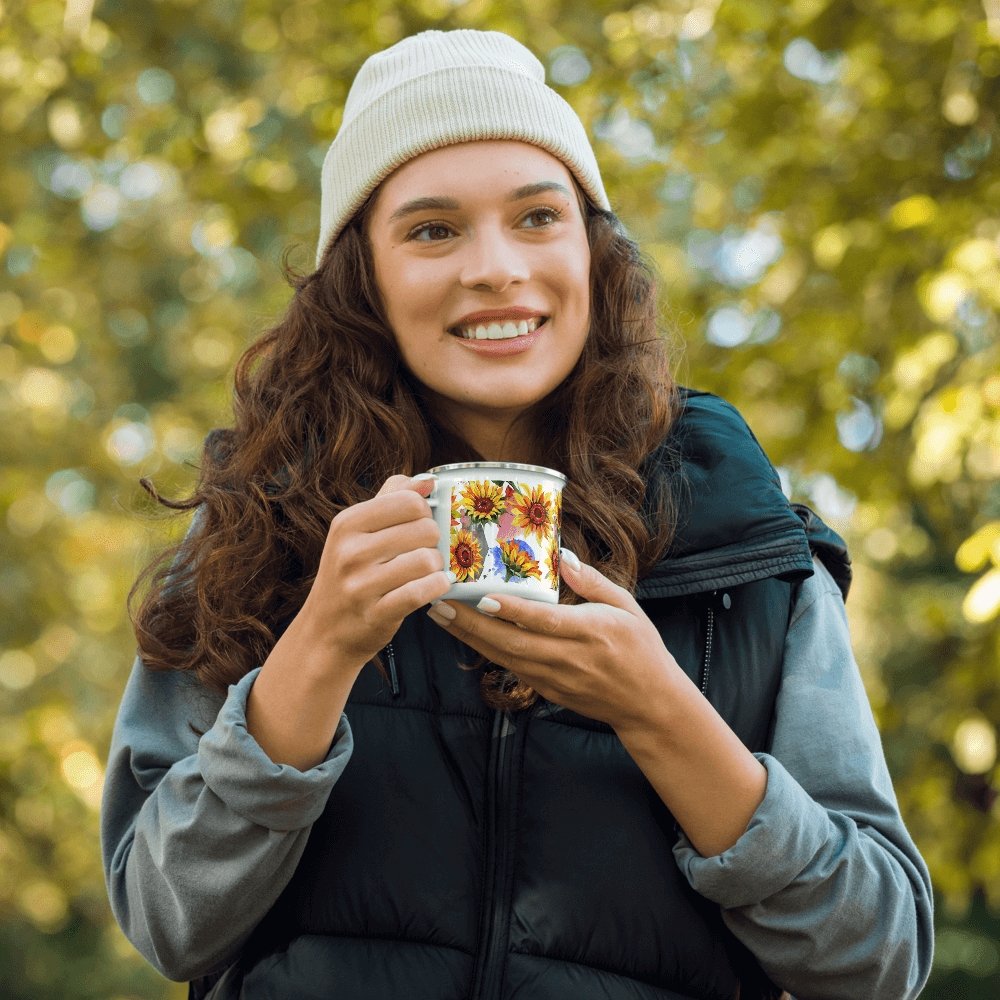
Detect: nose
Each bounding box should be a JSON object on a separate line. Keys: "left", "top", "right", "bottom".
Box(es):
{"left": 459, "top": 226, "right": 529, "bottom": 292}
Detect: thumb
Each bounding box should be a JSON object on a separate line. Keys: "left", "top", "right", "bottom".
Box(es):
{"left": 558, "top": 548, "right": 638, "bottom": 612}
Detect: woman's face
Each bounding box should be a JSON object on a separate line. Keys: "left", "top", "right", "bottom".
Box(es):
{"left": 367, "top": 140, "right": 591, "bottom": 450}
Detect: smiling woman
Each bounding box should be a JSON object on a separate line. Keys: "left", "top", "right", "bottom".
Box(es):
{"left": 102, "top": 27, "right": 932, "bottom": 1000}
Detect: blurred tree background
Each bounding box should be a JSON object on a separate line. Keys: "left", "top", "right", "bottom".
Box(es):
{"left": 0, "top": 0, "right": 997, "bottom": 995}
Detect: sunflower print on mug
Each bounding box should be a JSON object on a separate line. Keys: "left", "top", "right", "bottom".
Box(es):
{"left": 544, "top": 540, "right": 560, "bottom": 583}
{"left": 450, "top": 528, "right": 485, "bottom": 583}
{"left": 497, "top": 539, "right": 542, "bottom": 582}
{"left": 509, "top": 482, "right": 556, "bottom": 542}
{"left": 448, "top": 478, "right": 560, "bottom": 592}
{"left": 457, "top": 480, "right": 505, "bottom": 524}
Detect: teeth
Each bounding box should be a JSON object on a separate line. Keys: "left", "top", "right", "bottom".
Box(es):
{"left": 456, "top": 318, "right": 541, "bottom": 340}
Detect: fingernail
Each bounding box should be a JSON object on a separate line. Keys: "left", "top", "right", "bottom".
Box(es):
{"left": 412, "top": 473, "right": 436, "bottom": 496}
{"left": 446, "top": 570, "right": 458, "bottom": 584}
{"left": 427, "top": 608, "right": 451, "bottom": 627}
{"left": 477, "top": 597, "right": 501, "bottom": 615}
{"left": 559, "top": 547, "right": 581, "bottom": 572}
{"left": 428, "top": 601, "right": 456, "bottom": 621}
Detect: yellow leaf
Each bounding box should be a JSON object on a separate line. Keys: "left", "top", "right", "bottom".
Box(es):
{"left": 889, "top": 194, "right": 937, "bottom": 229}
{"left": 962, "top": 568, "right": 1000, "bottom": 624}
{"left": 955, "top": 522, "right": 1000, "bottom": 573}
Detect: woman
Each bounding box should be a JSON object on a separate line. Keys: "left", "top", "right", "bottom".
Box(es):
{"left": 102, "top": 29, "right": 933, "bottom": 1000}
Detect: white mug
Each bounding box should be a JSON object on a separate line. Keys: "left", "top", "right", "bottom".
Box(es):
{"left": 424, "top": 462, "right": 567, "bottom": 604}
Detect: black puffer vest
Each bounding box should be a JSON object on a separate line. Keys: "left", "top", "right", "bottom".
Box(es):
{"left": 202, "top": 391, "right": 850, "bottom": 1000}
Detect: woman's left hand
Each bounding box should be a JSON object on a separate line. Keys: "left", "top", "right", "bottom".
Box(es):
{"left": 425, "top": 549, "right": 678, "bottom": 730}
{"left": 428, "top": 548, "right": 769, "bottom": 857}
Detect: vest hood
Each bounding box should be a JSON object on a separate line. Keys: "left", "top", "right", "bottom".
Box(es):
{"left": 637, "top": 390, "right": 851, "bottom": 601}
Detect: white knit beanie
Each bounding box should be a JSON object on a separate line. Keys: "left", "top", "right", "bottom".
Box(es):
{"left": 315, "top": 29, "right": 611, "bottom": 266}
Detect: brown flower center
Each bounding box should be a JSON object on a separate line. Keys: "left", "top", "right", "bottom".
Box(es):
{"left": 528, "top": 502, "right": 547, "bottom": 525}
{"left": 455, "top": 542, "right": 475, "bottom": 568}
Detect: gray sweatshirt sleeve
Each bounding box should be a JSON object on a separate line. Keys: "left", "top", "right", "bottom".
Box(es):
{"left": 673, "top": 559, "right": 934, "bottom": 1000}
{"left": 100, "top": 658, "right": 353, "bottom": 982}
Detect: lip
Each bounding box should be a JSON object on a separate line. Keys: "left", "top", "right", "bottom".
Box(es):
{"left": 450, "top": 307, "right": 547, "bottom": 329}
{"left": 452, "top": 322, "right": 545, "bottom": 356}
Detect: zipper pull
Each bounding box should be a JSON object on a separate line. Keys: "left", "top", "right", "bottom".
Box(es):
{"left": 384, "top": 641, "right": 400, "bottom": 697}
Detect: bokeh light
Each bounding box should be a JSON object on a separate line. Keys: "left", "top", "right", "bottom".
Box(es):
{"left": 2, "top": 2, "right": 998, "bottom": 997}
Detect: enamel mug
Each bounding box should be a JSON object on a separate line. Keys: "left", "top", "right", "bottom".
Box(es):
{"left": 425, "top": 461, "right": 567, "bottom": 604}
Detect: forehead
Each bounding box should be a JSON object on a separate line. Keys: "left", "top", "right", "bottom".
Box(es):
{"left": 373, "top": 140, "right": 578, "bottom": 208}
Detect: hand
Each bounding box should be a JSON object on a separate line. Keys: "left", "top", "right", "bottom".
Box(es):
{"left": 426, "top": 549, "right": 680, "bottom": 730}
{"left": 300, "top": 475, "right": 451, "bottom": 669}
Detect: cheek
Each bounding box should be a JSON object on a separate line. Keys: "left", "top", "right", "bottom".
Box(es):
{"left": 562, "top": 240, "right": 591, "bottom": 306}
{"left": 380, "top": 264, "right": 447, "bottom": 340}
{"left": 565, "top": 254, "right": 592, "bottom": 328}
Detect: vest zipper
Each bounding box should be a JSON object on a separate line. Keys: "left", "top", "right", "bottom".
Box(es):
{"left": 384, "top": 641, "right": 399, "bottom": 697}
{"left": 699, "top": 590, "right": 731, "bottom": 696}
{"left": 472, "top": 709, "right": 519, "bottom": 1000}
{"left": 700, "top": 600, "right": 715, "bottom": 696}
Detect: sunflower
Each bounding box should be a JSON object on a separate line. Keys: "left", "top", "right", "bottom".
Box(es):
{"left": 498, "top": 539, "right": 542, "bottom": 582}
{"left": 544, "top": 542, "right": 560, "bottom": 585}
{"left": 450, "top": 529, "right": 485, "bottom": 582}
{"left": 510, "top": 483, "right": 555, "bottom": 542}
{"left": 457, "top": 480, "right": 505, "bottom": 524}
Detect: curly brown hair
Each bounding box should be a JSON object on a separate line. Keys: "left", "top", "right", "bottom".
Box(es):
{"left": 129, "top": 199, "right": 682, "bottom": 710}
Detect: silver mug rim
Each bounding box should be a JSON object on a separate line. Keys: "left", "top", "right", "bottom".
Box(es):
{"left": 427, "top": 461, "right": 567, "bottom": 483}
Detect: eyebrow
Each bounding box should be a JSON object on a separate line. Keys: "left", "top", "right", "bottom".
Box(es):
{"left": 387, "top": 196, "right": 460, "bottom": 222}
{"left": 509, "top": 181, "right": 573, "bottom": 201}
{"left": 386, "top": 181, "right": 574, "bottom": 223}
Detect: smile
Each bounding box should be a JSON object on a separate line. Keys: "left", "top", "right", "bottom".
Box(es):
{"left": 451, "top": 317, "right": 546, "bottom": 340}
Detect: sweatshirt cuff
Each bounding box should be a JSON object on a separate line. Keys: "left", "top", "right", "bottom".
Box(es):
{"left": 199, "top": 668, "right": 354, "bottom": 832}
{"left": 673, "top": 753, "right": 833, "bottom": 908}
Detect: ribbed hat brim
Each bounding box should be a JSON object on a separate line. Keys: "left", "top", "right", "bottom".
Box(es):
{"left": 316, "top": 64, "right": 609, "bottom": 265}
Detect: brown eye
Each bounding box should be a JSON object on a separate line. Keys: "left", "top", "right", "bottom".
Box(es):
{"left": 520, "top": 207, "right": 562, "bottom": 228}
{"left": 411, "top": 222, "right": 454, "bottom": 242}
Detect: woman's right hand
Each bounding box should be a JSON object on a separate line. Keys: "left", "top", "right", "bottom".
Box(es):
{"left": 298, "top": 474, "right": 451, "bottom": 670}
{"left": 248, "top": 474, "right": 449, "bottom": 768}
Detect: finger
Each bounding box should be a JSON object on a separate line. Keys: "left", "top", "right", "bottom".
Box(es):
{"left": 342, "top": 487, "right": 435, "bottom": 535}
{"left": 375, "top": 545, "right": 445, "bottom": 596}
{"left": 367, "top": 518, "right": 440, "bottom": 564}
{"left": 558, "top": 548, "right": 640, "bottom": 613}
{"left": 376, "top": 569, "right": 452, "bottom": 621}
{"left": 429, "top": 600, "right": 562, "bottom": 670}
{"left": 336, "top": 547, "right": 446, "bottom": 624}
{"left": 375, "top": 473, "right": 435, "bottom": 499}
{"left": 328, "top": 494, "right": 441, "bottom": 588}
{"left": 473, "top": 593, "right": 581, "bottom": 639}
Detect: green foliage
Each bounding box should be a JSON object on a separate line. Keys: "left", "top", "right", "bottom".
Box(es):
{"left": 1, "top": 0, "right": 997, "bottom": 994}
